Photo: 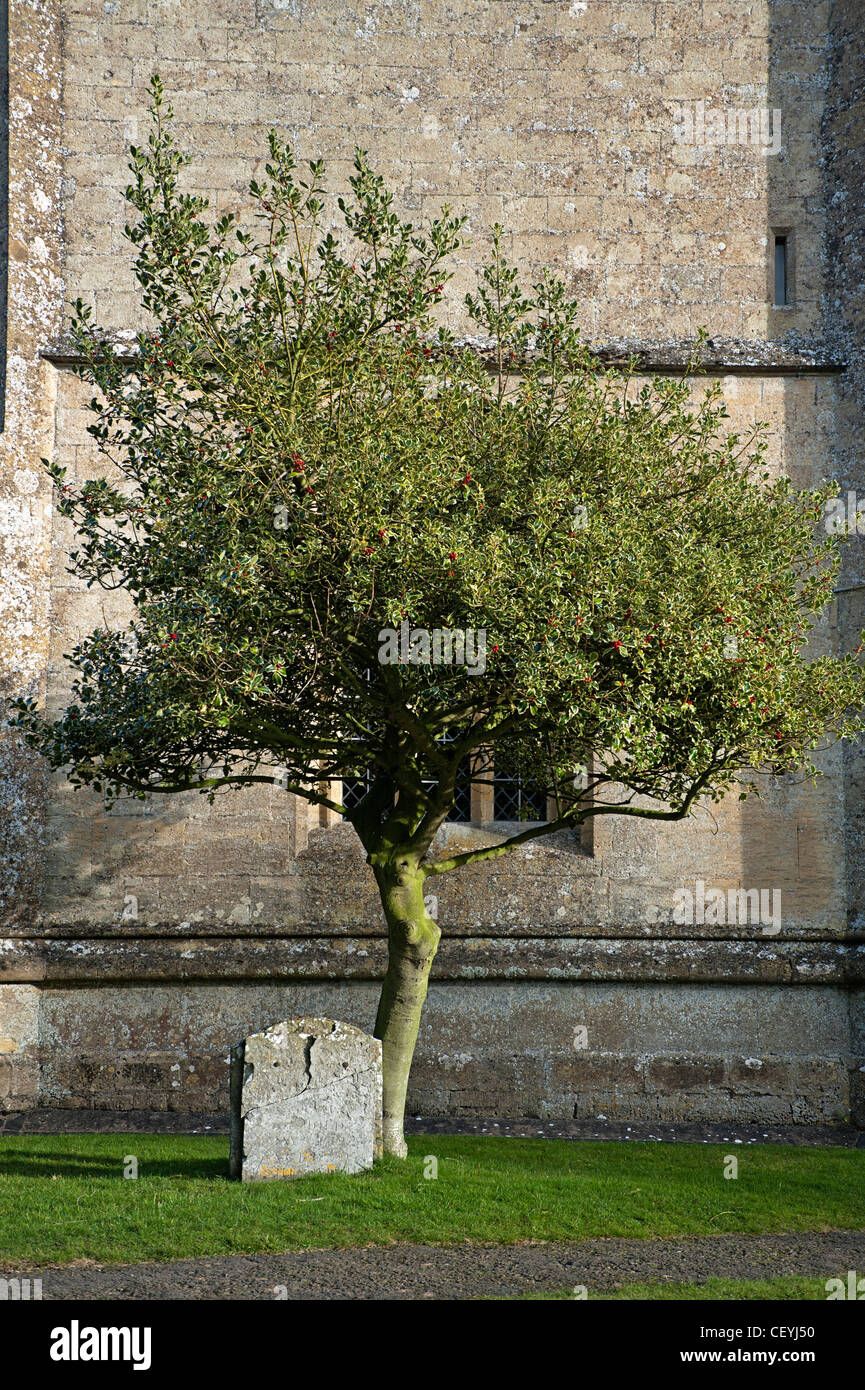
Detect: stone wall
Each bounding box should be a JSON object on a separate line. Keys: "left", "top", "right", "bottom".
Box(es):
{"left": 1, "top": 0, "right": 863, "bottom": 1123}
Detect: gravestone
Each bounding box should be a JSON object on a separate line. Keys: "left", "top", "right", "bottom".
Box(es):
{"left": 229, "top": 1018, "right": 383, "bottom": 1181}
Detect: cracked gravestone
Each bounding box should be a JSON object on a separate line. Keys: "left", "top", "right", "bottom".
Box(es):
{"left": 229, "top": 1018, "right": 383, "bottom": 1180}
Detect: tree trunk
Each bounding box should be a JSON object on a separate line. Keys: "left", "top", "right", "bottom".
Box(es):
{"left": 371, "top": 855, "right": 440, "bottom": 1157}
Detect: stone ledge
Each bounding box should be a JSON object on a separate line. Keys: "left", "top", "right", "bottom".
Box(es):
{"left": 6, "top": 919, "right": 861, "bottom": 940}
{"left": 1, "top": 936, "right": 863, "bottom": 984}
{"left": 40, "top": 334, "right": 847, "bottom": 375}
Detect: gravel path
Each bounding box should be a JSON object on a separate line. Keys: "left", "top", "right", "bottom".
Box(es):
{"left": 5, "top": 1231, "right": 863, "bottom": 1301}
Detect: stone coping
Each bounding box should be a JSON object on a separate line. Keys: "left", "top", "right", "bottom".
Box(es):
{"left": 6, "top": 922, "right": 863, "bottom": 940}
{"left": 1, "top": 935, "right": 863, "bottom": 984}
{"left": 40, "top": 334, "right": 847, "bottom": 375}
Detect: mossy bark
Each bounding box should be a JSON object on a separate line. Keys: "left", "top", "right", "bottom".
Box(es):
{"left": 371, "top": 855, "right": 440, "bottom": 1157}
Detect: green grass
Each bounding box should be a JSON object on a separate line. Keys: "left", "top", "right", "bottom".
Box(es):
{"left": 509, "top": 1276, "right": 829, "bottom": 1300}
{"left": 0, "top": 1133, "right": 862, "bottom": 1267}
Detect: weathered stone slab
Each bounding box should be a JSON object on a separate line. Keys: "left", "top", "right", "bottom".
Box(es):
{"left": 229, "top": 1018, "right": 382, "bottom": 1180}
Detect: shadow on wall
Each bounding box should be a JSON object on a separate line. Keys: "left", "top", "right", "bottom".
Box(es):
{"left": 728, "top": 0, "right": 860, "bottom": 947}
{"left": 767, "top": 0, "right": 865, "bottom": 1125}
{"left": 0, "top": 0, "right": 8, "bottom": 433}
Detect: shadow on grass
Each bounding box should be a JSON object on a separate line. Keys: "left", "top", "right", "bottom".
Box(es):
{"left": 0, "top": 1152, "right": 227, "bottom": 1181}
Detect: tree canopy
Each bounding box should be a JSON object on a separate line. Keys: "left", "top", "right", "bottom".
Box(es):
{"left": 13, "top": 79, "right": 864, "bottom": 868}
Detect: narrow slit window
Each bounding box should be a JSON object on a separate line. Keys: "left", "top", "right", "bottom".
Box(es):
{"left": 773, "top": 235, "right": 788, "bottom": 306}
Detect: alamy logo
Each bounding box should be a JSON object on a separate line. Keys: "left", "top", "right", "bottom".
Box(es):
{"left": 825, "top": 1270, "right": 865, "bottom": 1299}
{"left": 378, "top": 620, "right": 486, "bottom": 674}
{"left": 824, "top": 491, "right": 865, "bottom": 535}
{"left": 671, "top": 100, "right": 782, "bottom": 155}
{"left": 0, "top": 1277, "right": 42, "bottom": 1300}
{"left": 673, "top": 880, "right": 781, "bottom": 935}
{"left": 49, "top": 1321, "right": 152, "bottom": 1371}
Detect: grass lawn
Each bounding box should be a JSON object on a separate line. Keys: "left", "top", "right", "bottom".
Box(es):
{"left": 0, "top": 1133, "right": 862, "bottom": 1267}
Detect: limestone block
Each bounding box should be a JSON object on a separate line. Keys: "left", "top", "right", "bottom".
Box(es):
{"left": 229, "top": 1017, "right": 382, "bottom": 1180}
{"left": 0, "top": 984, "right": 39, "bottom": 1052}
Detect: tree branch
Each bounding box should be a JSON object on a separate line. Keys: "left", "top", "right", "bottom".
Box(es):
{"left": 421, "top": 764, "right": 719, "bottom": 876}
